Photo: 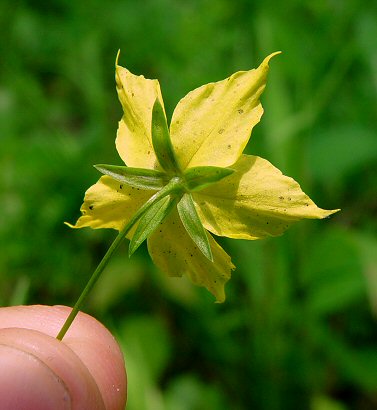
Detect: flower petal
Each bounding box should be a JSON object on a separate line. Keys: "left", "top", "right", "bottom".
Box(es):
{"left": 194, "top": 155, "right": 340, "bottom": 240}
{"left": 147, "top": 210, "right": 235, "bottom": 302}
{"left": 115, "top": 63, "right": 164, "bottom": 169}
{"left": 170, "top": 52, "right": 280, "bottom": 169}
{"left": 67, "top": 176, "right": 153, "bottom": 235}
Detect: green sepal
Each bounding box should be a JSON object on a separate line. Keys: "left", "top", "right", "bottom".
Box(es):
{"left": 124, "top": 176, "right": 184, "bottom": 246}
{"left": 151, "top": 98, "right": 181, "bottom": 174}
{"left": 94, "top": 164, "right": 167, "bottom": 190}
{"left": 177, "top": 193, "right": 213, "bottom": 261}
{"left": 129, "top": 194, "right": 177, "bottom": 256}
{"left": 183, "top": 166, "right": 235, "bottom": 192}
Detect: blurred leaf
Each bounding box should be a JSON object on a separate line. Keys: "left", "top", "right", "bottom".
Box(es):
{"left": 303, "top": 228, "right": 366, "bottom": 315}
{"left": 119, "top": 315, "right": 172, "bottom": 410}
{"left": 355, "top": 11, "right": 377, "bottom": 75}
{"left": 352, "top": 232, "right": 377, "bottom": 316}
{"left": 90, "top": 253, "right": 145, "bottom": 312}
{"left": 313, "top": 326, "right": 377, "bottom": 392}
{"left": 151, "top": 267, "right": 200, "bottom": 307}
{"left": 121, "top": 315, "right": 172, "bottom": 382}
{"left": 118, "top": 337, "right": 164, "bottom": 410}
{"left": 307, "top": 125, "right": 377, "bottom": 184}
{"left": 9, "top": 276, "right": 30, "bottom": 306}
{"left": 165, "top": 374, "right": 226, "bottom": 410}
{"left": 311, "top": 395, "right": 348, "bottom": 410}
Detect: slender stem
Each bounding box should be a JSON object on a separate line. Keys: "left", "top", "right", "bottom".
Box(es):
{"left": 56, "top": 178, "right": 181, "bottom": 340}
{"left": 56, "top": 228, "right": 124, "bottom": 340}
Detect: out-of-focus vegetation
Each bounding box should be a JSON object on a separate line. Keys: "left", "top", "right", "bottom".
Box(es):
{"left": 1, "top": 0, "right": 377, "bottom": 409}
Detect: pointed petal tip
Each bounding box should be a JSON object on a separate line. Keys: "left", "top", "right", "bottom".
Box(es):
{"left": 262, "top": 51, "right": 282, "bottom": 66}
{"left": 310, "top": 207, "right": 341, "bottom": 220}
{"left": 324, "top": 208, "right": 341, "bottom": 219}
{"left": 115, "top": 49, "right": 121, "bottom": 67}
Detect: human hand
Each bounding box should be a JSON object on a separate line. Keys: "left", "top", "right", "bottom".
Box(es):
{"left": 0, "top": 305, "right": 127, "bottom": 410}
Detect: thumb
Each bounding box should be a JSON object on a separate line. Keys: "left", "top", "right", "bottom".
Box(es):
{"left": 0, "top": 305, "right": 127, "bottom": 410}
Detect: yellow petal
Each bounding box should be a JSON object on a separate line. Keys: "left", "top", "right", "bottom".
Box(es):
{"left": 67, "top": 176, "right": 153, "bottom": 235}
{"left": 194, "top": 155, "right": 340, "bottom": 240}
{"left": 170, "top": 52, "right": 280, "bottom": 169}
{"left": 147, "top": 210, "right": 235, "bottom": 302}
{"left": 115, "top": 63, "right": 164, "bottom": 169}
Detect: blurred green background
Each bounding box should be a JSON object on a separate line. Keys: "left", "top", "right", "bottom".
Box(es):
{"left": 1, "top": 0, "right": 377, "bottom": 409}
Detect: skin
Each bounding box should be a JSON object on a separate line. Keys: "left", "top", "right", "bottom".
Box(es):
{"left": 0, "top": 305, "right": 127, "bottom": 410}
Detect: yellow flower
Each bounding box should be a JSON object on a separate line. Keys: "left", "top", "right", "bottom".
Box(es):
{"left": 69, "top": 52, "right": 338, "bottom": 302}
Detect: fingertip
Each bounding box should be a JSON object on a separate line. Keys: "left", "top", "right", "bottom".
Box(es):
{"left": 0, "top": 343, "right": 71, "bottom": 410}
{"left": 0, "top": 328, "right": 105, "bottom": 410}
{"left": 0, "top": 305, "right": 127, "bottom": 410}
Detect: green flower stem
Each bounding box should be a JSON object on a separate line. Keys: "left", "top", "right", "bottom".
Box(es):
{"left": 56, "top": 178, "right": 182, "bottom": 340}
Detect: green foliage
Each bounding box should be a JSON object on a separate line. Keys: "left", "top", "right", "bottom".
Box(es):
{"left": 183, "top": 166, "right": 235, "bottom": 192}
{"left": 151, "top": 98, "right": 181, "bottom": 174}
{"left": 94, "top": 165, "right": 167, "bottom": 190}
{"left": 177, "top": 193, "right": 213, "bottom": 261}
{"left": 1, "top": 0, "right": 376, "bottom": 409}
{"left": 129, "top": 195, "right": 176, "bottom": 256}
